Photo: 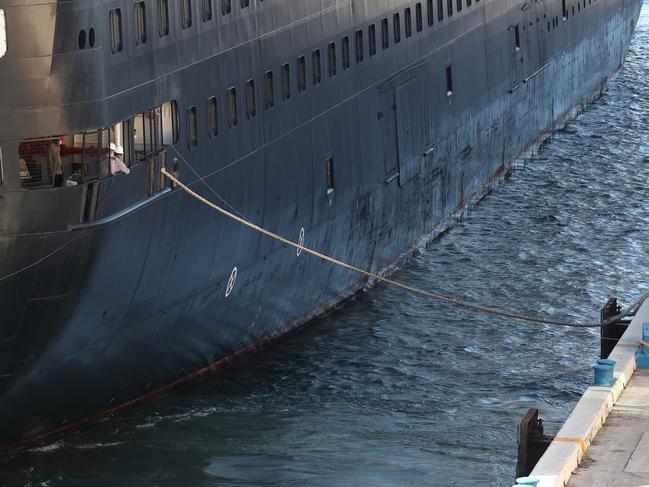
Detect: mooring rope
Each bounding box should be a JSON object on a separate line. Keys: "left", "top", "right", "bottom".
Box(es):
{"left": 161, "top": 167, "right": 647, "bottom": 329}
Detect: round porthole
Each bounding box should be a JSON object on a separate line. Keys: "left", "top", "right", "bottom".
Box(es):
{"left": 88, "top": 28, "right": 95, "bottom": 48}
{"left": 78, "top": 29, "right": 86, "bottom": 49}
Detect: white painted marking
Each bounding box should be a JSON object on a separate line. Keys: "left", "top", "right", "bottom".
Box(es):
{"left": 225, "top": 266, "right": 238, "bottom": 297}
{"left": 297, "top": 227, "right": 305, "bottom": 257}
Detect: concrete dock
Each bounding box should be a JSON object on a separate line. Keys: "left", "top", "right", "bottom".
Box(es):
{"left": 529, "top": 300, "right": 649, "bottom": 487}
{"left": 568, "top": 368, "right": 649, "bottom": 486}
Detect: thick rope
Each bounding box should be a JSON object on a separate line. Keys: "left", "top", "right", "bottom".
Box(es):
{"left": 162, "top": 168, "right": 645, "bottom": 329}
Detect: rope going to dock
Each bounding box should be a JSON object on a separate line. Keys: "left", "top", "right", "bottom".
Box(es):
{"left": 161, "top": 167, "right": 647, "bottom": 329}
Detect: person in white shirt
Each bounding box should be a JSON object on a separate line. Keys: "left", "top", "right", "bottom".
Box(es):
{"left": 110, "top": 145, "right": 130, "bottom": 175}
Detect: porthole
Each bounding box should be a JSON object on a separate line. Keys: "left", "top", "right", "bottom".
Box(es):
{"left": 78, "top": 29, "right": 87, "bottom": 49}
{"left": 88, "top": 28, "right": 95, "bottom": 47}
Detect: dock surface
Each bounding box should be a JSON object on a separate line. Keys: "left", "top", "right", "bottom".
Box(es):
{"left": 568, "top": 368, "right": 649, "bottom": 486}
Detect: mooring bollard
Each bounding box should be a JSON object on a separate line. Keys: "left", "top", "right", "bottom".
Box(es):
{"left": 593, "top": 363, "right": 614, "bottom": 386}
{"left": 515, "top": 477, "right": 539, "bottom": 486}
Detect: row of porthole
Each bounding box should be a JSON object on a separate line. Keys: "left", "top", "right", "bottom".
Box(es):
{"left": 78, "top": 28, "right": 96, "bottom": 49}
{"left": 224, "top": 227, "right": 305, "bottom": 297}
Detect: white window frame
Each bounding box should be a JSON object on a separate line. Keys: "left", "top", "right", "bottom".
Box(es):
{"left": 0, "top": 10, "right": 7, "bottom": 58}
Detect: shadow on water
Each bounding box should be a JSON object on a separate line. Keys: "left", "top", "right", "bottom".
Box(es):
{"left": 3, "top": 4, "right": 649, "bottom": 486}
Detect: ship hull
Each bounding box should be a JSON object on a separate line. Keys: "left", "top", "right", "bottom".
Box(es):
{"left": 0, "top": 0, "right": 642, "bottom": 447}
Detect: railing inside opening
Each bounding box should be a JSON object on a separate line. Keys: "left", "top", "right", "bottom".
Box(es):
{"left": 18, "top": 100, "right": 178, "bottom": 190}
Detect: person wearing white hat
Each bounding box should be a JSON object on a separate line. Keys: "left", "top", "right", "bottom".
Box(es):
{"left": 110, "top": 144, "right": 130, "bottom": 175}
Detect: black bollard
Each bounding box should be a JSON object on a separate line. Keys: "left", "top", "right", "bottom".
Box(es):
{"left": 600, "top": 297, "right": 631, "bottom": 359}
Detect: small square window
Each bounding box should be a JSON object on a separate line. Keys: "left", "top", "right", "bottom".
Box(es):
{"left": 109, "top": 9, "right": 123, "bottom": 53}
{"left": 186, "top": 106, "right": 197, "bottom": 148}
{"left": 282, "top": 63, "right": 291, "bottom": 100}
{"left": 326, "top": 157, "right": 335, "bottom": 195}
{"left": 181, "top": 0, "right": 192, "bottom": 29}
{"left": 207, "top": 97, "right": 218, "bottom": 138}
{"left": 134, "top": 2, "right": 147, "bottom": 45}
{"left": 393, "top": 13, "right": 401, "bottom": 43}
{"left": 312, "top": 49, "right": 322, "bottom": 85}
{"left": 355, "top": 30, "right": 364, "bottom": 63}
{"left": 446, "top": 64, "right": 453, "bottom": 96}
{"left": 158, "top": 0, "right": 170, "bottom": 37}
{"left": 368, "top": 24, "right": 377, "bottom": 56}
{"left": 297, "top": 56, "right": 307, "bottom": 92}
{"left": 227, "top": 88, "right": 238, "bottom": 128}
{"left": 202, "top": 0, "right": 213, "bottom": 21}
{"left": 427, "top": 0, "right": 435, "bottom": 25}
{"left": 328, "top": 42, "right": 337, "bottom": 77}
{"left": 381, "top": 18, "right": 389, "bottom": 50}
{"left": 264, "top": 70, "right": 274, "bottom": 109}
{"left": 405, "top": 8, "right": 412, "bottom": 38}
{"left": 222, "top": 0, "right": 232, "bottom": 15}
{"left": 245, "top": 80, "right": 256, "bottom": 119}
{"left": 342, "top": 36, "right": 350, "bottom": 70}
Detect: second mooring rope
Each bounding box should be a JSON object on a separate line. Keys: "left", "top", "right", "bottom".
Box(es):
{"left": 161, "top": 168, "right": 646, "bottom": 329}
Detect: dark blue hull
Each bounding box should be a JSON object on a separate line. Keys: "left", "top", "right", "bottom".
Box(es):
{"left": 0, "top": 0, "right": 642, "bottom": 446}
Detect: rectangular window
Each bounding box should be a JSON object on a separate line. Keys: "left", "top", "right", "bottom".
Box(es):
{"left": 162, "top": 100, "right": 179, "bottom": 145}
{"left": 241, "top": 0, "right": 250, "bottom": 7}
{"left": 207, "top": 97, "right": 218, "bottom": 138}
{"left": 416, "top": 3, "right": 423, "bottom": 31}
{"left": 328, "top": 42, "right": 337, "bottom": 77}
{"left": 393, "top": 13, "right": 401, "bottom": 44}
{"left": 447, "top": 0, "right": 453, "bottom": 17}
{"left": 109, "top": 9, "right": 123, "bottom": 53}
{"left": 264, "top": 70, "right": 274, "bottom": 108}
{"left": 427, "top": 0, "right": 435, "bottom": 25}
{"left": 202, "top": 0, "right": 213, "bottom": 21}
{"left": 467, "top": 0, "right": 472, "bottom": 7}
{"left": 187, "top": 106, "right": 197, "bottom": 148}
{"left": 222, "top": 0, "right": 232, "bottom": 14}
{"left": 297, "top": 56, "right": 306, "bottom": 92}
{"left": 368, "top": 24, "right": 377, "bottom": 56}
{"left": 355, "top": 30, "right": 364, "bottom": 63}
{"left": 381, "top": 18, "right": 389, "bottom": 50}
{"left": 515, "top": 24, "right": 520, "bottom": 50}
{"left": 342, "top": 36, "right": 350, "bottom": 70}
{"left": 182, "top": 0, "right": 192, "bottom": 29}
{"left": 446, "top": 64, "right": 453, "bottom": 95}
{"left": 282, "top": 63, "right": 291, "bottom": 100}
{"left": 312, "top": 49, "right": 322, "bottom": 85}
{"left": 562, "top": 0, "right": 567, "bottom": 18}
{"left": 326, "top": 157, "right": 335, "bottom": 195}
{"left": 405, "top": 8, "right": 412, "bottom": 38}
{"left": 227, "top": 88, "right": 238, "bottom": 128}
{"left": 134, "top": 2, "right": 147, "bottom": 45}
{"left": 437, "top": 0, "right": 444, "bottom": 21}
{"left": 456, "top": 0, "right": 462, "bottom": 13}
{"left": 158, "top": 0, "right": 170, "bottom": 37}
{"left": 245, "top": 80, "right": 256, "bottom": 119}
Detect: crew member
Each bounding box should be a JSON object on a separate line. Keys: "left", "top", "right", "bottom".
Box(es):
{"left": 110, "top": 145, "right": 130, "bottom": 175}
{"left": 48, "top": 137, "right": 63, "bottom": 187}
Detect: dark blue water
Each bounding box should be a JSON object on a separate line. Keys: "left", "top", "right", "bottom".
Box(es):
{"left": 3, "top": 6, "right": 649, "bottom": 486}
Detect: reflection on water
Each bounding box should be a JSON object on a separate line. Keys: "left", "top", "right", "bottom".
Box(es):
{"left": 3, "top": 4, "right": 649, "bottom": 487}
